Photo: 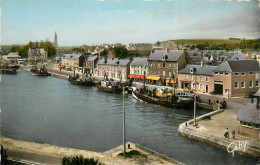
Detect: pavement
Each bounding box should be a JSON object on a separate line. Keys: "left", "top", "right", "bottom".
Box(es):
{"left": 0, "top": 136, "right": 182, "bottom": 165}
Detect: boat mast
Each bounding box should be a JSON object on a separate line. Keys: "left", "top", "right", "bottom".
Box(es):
{"left": 143, "top": 71, "right": 146, "bottom": 92}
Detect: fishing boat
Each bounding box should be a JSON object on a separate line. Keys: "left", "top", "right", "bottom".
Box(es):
{"left": 1, "top": 68, "right": 17, "bottom": 74}
{"left": 97, "top": 80, "right": 123, "bottom": 93}
{"left": 31, "top": 65, "right": 50, "bottom": 76}
{"left": 68, "top": 74, "right": 93, "bottom": 86}
{"left": 132, "top": 87, "right": 194, "bottom": 109}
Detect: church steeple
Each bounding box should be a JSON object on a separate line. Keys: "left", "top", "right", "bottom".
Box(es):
{"left": 54, "top": 31, "right": 58, "bottom": 46}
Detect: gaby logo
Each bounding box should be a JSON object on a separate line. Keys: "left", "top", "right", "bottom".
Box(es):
{"left": 227, "top": 141, "right": 247, "bottom": 156}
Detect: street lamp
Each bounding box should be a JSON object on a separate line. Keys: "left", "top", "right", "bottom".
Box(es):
{"left": 190, "top": 67, "right": 197, "bottom": 127}
{"left": 122, "top": 82, "right": 126, "bottom": 155}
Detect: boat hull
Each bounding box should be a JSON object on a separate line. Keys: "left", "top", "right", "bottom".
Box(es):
{"left": 69, "top": 79, "right": 93, "bottom": 86}
{"left": 97, "top": 84, "right": 122, "bottom": 93}
{"left": 132, "top": 90, "right": 193, "bottom": 109}
{"left": 31, "top": 71, "right": 50, "bottom": 76}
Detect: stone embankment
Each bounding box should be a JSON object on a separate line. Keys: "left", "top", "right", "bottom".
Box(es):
{"left": 0, "top": 136, "right": 182, "bottom": 165}
{"left": 178, "top": 110, "right": 260, "bottom": 157}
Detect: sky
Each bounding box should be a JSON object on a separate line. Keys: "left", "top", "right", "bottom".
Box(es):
{"left": 1, "top": 0, "right": 260, "bottom": 46}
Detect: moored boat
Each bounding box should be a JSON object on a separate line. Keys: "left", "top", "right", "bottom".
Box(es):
{"left": 97, "top": 80, "right": 123, "bottom": 93}
{"left": 1, "top": 68, "right": 17, "bottom": 74}
{"left": 132, "top": 87, "right": 194, "bottom": 109}
{"left": 31, "top": 65, "right": 50, "bottom": 76}
{"left": 68, "top": 74, "right": 93, "bottom": 86}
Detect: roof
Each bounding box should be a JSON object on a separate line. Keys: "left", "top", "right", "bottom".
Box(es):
{"left": 7, "top": 52, "right": 21, "bottom": 58}
{"left": 190, "top": 56, "right": 203, "bottom": 63}
{"left": 28, "top": 48, "right": 41, "bottom": 57}
{"left": 87, "top": 55, "right": 98, "bottom": 61}
{"left": 214, "top": 60, "right": 260, "bottom": 73}
{"left": 130, "top": 57, "right": 148, "bottom": 67}
{"left": 62, "top": 53, "right": 82, "bottom": 59}
{"left": 98, "top": 58, "right": 130, "bottom": 66}
{"left": 214, "top": 61, "right": 232, "bottom": 72}
{"left": 179, "top": 64, "right": 217, "bottom": 76}
{"left": 237, "top": 103, "right": 260, "bottom": 124}
{"left": 148, "top": 49, "right": 184, "bottom": 62}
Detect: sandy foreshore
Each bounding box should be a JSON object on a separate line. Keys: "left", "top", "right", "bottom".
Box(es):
{"left": 0, "top": 136, "right": 182, "bottom": 165}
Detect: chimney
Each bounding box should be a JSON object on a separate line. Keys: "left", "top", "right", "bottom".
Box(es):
{"left": 200, "top": 61, "right": 204, "bottom": 67}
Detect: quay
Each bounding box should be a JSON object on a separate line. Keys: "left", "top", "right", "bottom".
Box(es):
{"left": 0, "top": 136, "right": 182, "bottom": 165}
{"left": 178, "top": 99, "right": 260, "bottom": 157}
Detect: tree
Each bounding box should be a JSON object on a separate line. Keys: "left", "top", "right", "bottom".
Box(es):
{"left": 113, "top": 46, "right": 128, "bottom": 59}
{"left": 9, "top": 45, "right": 20, "bottom": 53}
{"left": 100, "top": 49, "right": 108, "bottom": 56}
{"left": 155, "top": 41, "right": 161, "bottom": 46}
{"left": 72, "top": 47, "right": 85, "bottom": 54}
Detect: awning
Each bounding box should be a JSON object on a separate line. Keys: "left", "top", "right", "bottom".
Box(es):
{"left": 65, "top": 66, "right": 71, "bottom": 69}
{"left": 146, "top": 76, "right": 161, "bottom": 81}
{"left": 128, "top": 74, "right": 146, "bottom": 79}
{"left": 166, "top": 79, "right": 176, "bottom": 83}
{"left": 59, "top": 65, "right": 65, "bottom": 67}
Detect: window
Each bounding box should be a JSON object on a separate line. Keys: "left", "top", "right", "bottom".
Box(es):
{"left": 235, "top": 73, "right": 239, "bottom": 76}
{"left": 158, "top": 70, "right": 160, "bottom": 75}
{"left": 249, "top": 81, "right": 253, "bottom": 88}
{"left": 163, "top": 71, "right": 165, "bottom": 76}
{"left": 256, "top": 81, "right": 259, "bottom": 87}
{"left": 185, "top": 74, "right": 189, "bottom": 79}
{"left": 154, "top": 71, "right": 156, "bottom": 75}
{"left": 150, "top": 70, "right": 153, "bottom": 74}
{"left": 241, "top": 82, "right": 245, "bottom": 88}
{"left": 200, "top": 75, "right": 203, "bottom": 81}
{"left": 215, "top": 72, "right": 219, "bottom": 75}
{"left": 199, "top": 84, "right": 204, "bottom": 90}
{"left": 192, "top": 83, "right": 196, "bottom": 89}
{"left": 154, "top": 63, "right": 156, "bottom": 67}
{"left": 255, "top": 124, "right": 259, "bottom": 129}
{"left": 224, "top": 73, "right": 228, "bottom": 75}
{"left": 150, "top": 63, "right": 152, "bottom": 67}
{"left": 173, "top": 64, "right": 176, "bottom": 68}
{"left": 249, "top": 72, "right": 254, "bottom": 75}
{"left": 248, "top": 123, "right": 251, "bottom": 127}
{"left": 241, "top": 72, "right": 246, "bottom": 76}
{"left": 163, "top": 63, "right": 165, "bottom": 68}
{"left": 220, "top": 72, "right": 224, "bottom": 75}
{"left": 205, "top": 76, "right": 209, "bottom": 82}
{"left": 158, "top": 63, "right": 160, "bottom": 68}
{"left": 169, "top": 64, "right": 171, "bottom": 68}
{"left": 235, "top": 82, "right": 239, "bottom": 88}
{"left": 191, "top": 75, "right": 193, "bottom": 80}
{"left": 225, "top": 89, "right": 230, "bottom": 94}
{"left": 169, "top": 72, "right": 171, "bottom": 77}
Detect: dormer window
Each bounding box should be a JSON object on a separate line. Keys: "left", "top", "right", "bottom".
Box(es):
{"left": 162, "top": 55, "right": 168, "bottom": 61}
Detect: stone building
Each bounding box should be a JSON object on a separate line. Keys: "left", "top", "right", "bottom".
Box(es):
{"left": 237, "top": 88, "right": 260, "bottom": 139}
{"left": 83, "top": 55, "right": 99, "bottom": 76}
{"left": 128, "top": 57, "right": 148, "bottom": 82}
{"left": 178, "top": 62, "right": 217, "bottom": 93}
{"left": 96, "top": 58, "right": 130, "bottom": 81}
{"left": 6, "top": 52, "right": 21, "bottom": 64}
{"left": 147, "top": 49, "right": 189, "bottom": 86}
{"left": 61, "top": 53, "right": 82, "bottom": 71}
{"left": 213, "top": 60, "right": 260, "bottom": 97}
{"left": 28, "top": 48, "right": 47, "bottom": 65}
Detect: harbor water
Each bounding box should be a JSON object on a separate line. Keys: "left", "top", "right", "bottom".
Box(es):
{"left": 0, "top": 72, "right": 258, "bottom": 165}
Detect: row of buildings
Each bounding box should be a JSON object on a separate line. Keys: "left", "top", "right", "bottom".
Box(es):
{"left": 59, "top": 49, "right": 260, "bottom": 98}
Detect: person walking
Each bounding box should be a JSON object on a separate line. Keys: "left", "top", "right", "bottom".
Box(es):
{"left": 232, "top": 130, "right": 235, "bottom": 139}
{"left": 208, "top": 99, "right": 211, "bottom": 105}
{"left": 224, "top": 128, "right": 229, "bottom": 138}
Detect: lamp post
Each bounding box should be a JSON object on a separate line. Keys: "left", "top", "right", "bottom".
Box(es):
{"left": 122, "top": 83, "right": 126, "bottom": 155}
{"left": 190, "top": 68, "right": 197, "bottom": 126}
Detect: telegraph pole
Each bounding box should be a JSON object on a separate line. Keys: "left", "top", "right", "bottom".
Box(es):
{"left": 123, "top": 84, "right": 126, "bottom": 155}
